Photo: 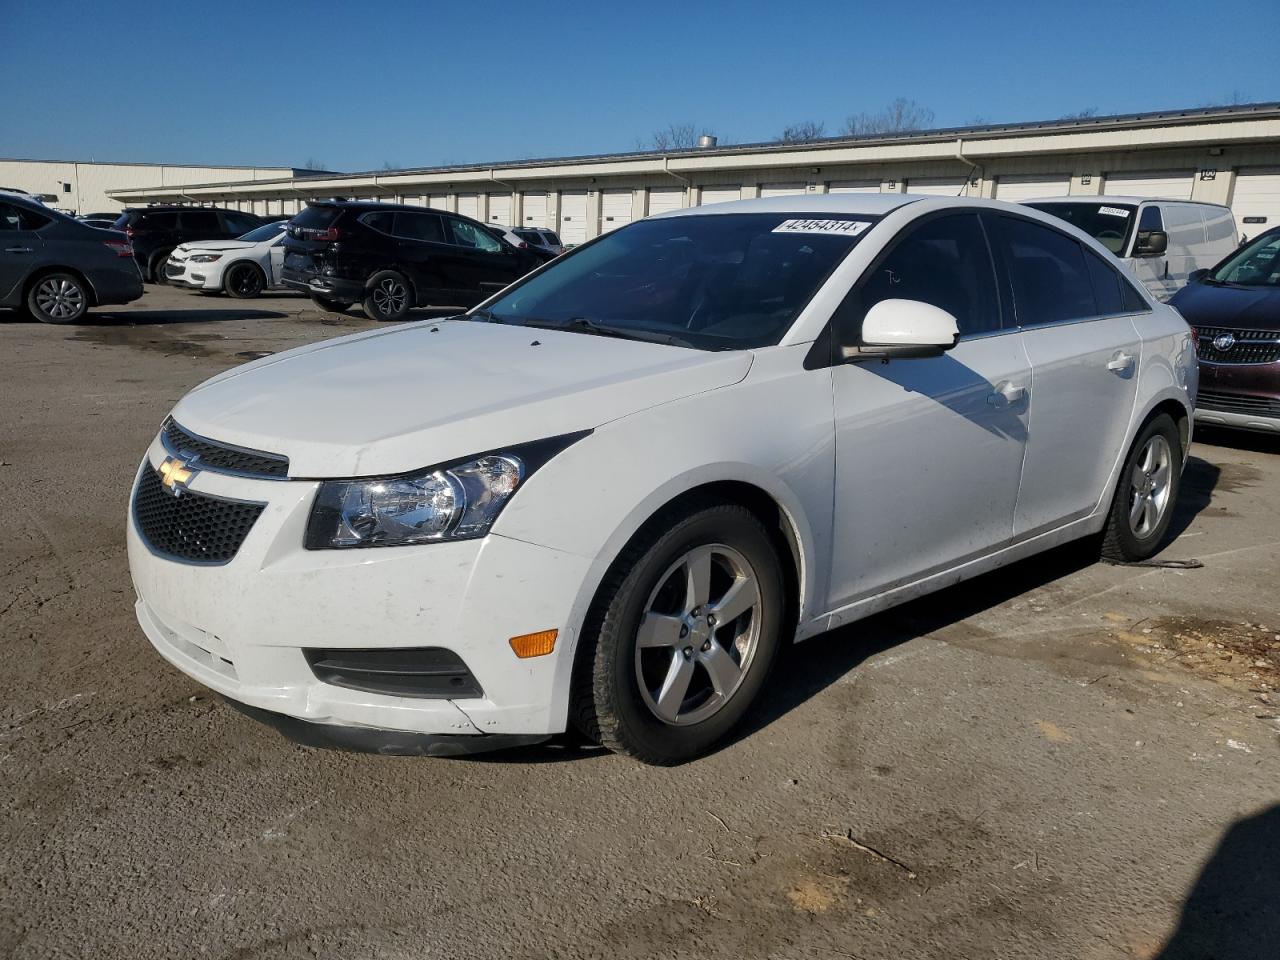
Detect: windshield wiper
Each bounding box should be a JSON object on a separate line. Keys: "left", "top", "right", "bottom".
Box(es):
{"left": 516, "top": 317, "right": 696, "bottom": 349}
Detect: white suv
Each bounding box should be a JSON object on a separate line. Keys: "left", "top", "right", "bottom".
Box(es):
{"left": 127, "top": 194, "right": 1196, "bottom": 764}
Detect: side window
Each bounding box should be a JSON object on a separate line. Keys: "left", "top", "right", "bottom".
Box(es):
{"left": 19, "top": 208, "right": 51, "bottom": 230}
{"left": 994, "top": 216, "right": 1097, "bottom": 326}
{"left": 222, "top": 211, "right": 258, "bottom": 234}
{"left": 448, "top": 218, "right": 503, "bottom": 253}
{"left": 359, "top": 211, "right": 395, "bottom": 234}
{"left": 393, "top": 212, "right": 445, "bottom": 243}
{"left": 179, "top": 210, "right": 221, "bottom": 232}
{"left": 1120, "top": 276, "right": 1149, "bottom": 312}
{"left": 1082, "top": 247, "right": 1124, "bottom": 315}
{"left": 0, "top": 203, "right": 21, "bottom": 230}
{"left": 139, "top": 211, "right": 178, "bottom": 230}
{"left": 851, "top": 213, "right": 1001, "bottom": 338}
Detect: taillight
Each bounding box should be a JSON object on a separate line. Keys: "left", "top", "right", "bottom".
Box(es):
{"left": 124, "top": 225, "right": 135, "bottom": 238}
{"left": 517, "top": 241, "right": 528, "bottom": 249}
{"left": 103, "top": 239, "right": 133, "bottom": 257}
{"left": 317, "top": 226, "right": 341, "bottom": 241}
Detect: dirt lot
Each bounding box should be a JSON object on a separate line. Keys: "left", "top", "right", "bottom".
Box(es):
{"left": 2, "top": 287, "right": 1278, "bottom": 960}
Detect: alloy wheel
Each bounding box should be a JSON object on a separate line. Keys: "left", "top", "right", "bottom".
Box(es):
{"left": 371, "top": 277, "right": 407, "bottom": 316}
{"left": 35, "top": 278, "right": 85, "bottom": 320}
{"left": 634, "top": 543, "right": 762, "bottom": 726}
{"left": 1129, "top": 434, "right": 1173, "bottom": 538}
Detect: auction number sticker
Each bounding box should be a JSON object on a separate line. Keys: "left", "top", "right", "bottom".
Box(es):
{"left": 773, "top": 218, "right": 872, "bottom": 236}
{"left": 1098, "top": 206, "right": 1130, "bottom": 218}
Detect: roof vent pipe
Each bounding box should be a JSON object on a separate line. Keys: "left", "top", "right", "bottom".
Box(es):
{"left": 697, "top": 134, "right": 718, "bottom": 149}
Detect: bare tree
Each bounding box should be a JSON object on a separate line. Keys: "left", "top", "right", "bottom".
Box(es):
{"left": 302, "top": 157, "right": 327, "bottom": 170}
{"left": 842, "top": 98, "right": 935, "bottom": 137}
{"left": 643, "top": 123, "right": 715, "bottom": 151}
{"left": 778, "top": 120, "right": 826, "bottom": 143}
{"left": 1059, "top": 107, "right": 1098, "bottom": 120}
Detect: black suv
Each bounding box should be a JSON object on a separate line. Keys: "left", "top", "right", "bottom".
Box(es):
{"left": 112, "top": 206, "right": 265, "bottom": 283}
{"left": 1, "top": 191, "right": 143, "bottom": 323}
{"left": 281, "top": 201, "right": 545, "bottom": 320}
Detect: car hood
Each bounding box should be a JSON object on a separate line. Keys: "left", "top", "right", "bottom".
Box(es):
{"left": 174, "top": 239, "right": 259, "bottom": 255}
{"left": 1170, "top": 281, "right": 1280, "bottom": 330}
{"left": 171, "top": 319, "right": 753, "bottom": 477}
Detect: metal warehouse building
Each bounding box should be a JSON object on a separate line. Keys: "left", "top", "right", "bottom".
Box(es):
{"left": 107, "top": 102, "right": 1280, "bottom": 241}
{"left": 0, "top": 159, "right": 331, "bottom": 217}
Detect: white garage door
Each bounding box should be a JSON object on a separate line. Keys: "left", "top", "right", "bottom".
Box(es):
{"left": 759, "top": 183, "right": 806, "bottom": 198}
{"left": 994, "top": 174, "right": 1071, "bottom": 201}
{"left": 906, "top": 177, "right": 965, "bottom": 196}
{"left": 828, "top": 180, "right": 880, "bottom": 194}
{"left": 559, "top": 190, "right": 588, "bottom": 245}
{"left": 600, "top": 190, "right": 633, "bottom": 232}
{"left": 1231, "top": 167, "right": 1280, "bottom": 233}
{"left": 521, "top": 192, "right": 549, "bottom": 227}
{"left": 700, "top": 186, "right": 741, "bottom": 206}
{"left": 1103, "top": 171, "right": 1194, "bottom": 199}
{"left": 487, "top": 194, "right": 511, "bottom": 226}
{"left": 427, "top": 194, "right": 448, "bottom": 211}
{"left": 456, "top": 194, "right": 479, "bottom": 219}
{"left": 647, "top": 187, "right": 684, "bottom": 215}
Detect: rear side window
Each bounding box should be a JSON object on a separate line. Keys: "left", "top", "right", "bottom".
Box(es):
{"left": 179, "top": 210, "right": 221, "bottom": 232}
{"left": 1082, "top": 247, "right": 1124, "bottom": 315}
{"left": 137, "top": 211, "right": 178, "bottom": 230}
{"left": 994, "top": 216, "right": 1096, "bottom": 326}
{"left": 394, "top": 212, "right": 445, "bottom": 242}
{"left": 359, "top": 211, "right": 394, "bottom": 233}
{"left": 0, "top": 203, "right": 50, "bottom": 230}
{"left": 448, "top": 218, "right": 503, "bottom": 252}
{"left": 222, "top": 211, "right": 259, "bottom": 234}
{"left": 542, "top": 231, "right": 561, "bottom": 245}
{"left": 847, "top": 212, "right": 1001, "bottom": 337}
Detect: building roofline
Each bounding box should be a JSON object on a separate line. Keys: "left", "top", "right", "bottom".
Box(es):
{"left": 0, "top": 157, "right": 316, "bottom": 171}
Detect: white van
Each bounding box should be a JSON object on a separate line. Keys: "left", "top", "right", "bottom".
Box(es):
{"left": 1024, "top": 197, "right": 1237, "bottom": 300}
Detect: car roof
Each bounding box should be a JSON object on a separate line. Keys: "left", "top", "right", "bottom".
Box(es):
{"left": 649, "top": 193, "right": 927, "bottom": 219}
{"left": 1025, "top": 195, "right": 1230, "bottom": 208}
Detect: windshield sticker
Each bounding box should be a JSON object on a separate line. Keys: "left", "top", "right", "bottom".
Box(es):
{"left": 1098, "top": 206, "right": 1130, "bottom": 218}
{"left": 772, "top": 218, "right": 872, "bottom": 237}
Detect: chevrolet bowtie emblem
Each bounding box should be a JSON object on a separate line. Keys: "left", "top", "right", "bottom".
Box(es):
{"left": 158, "top": 456, "right": 197, "bottom": 495}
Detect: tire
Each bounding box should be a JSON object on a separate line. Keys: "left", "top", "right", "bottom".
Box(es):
{"left": 362, "top": 271, "right": 412, "bottom": 321}
{"left": 27, "top": 273, "right": 89, "bottom": 324}
{"left": 150, "top": 251, "right": 172, "bottom": 284}
{"left": 573, "top": 502, "right": 785, "bottom": 765}
{"left": 310, "top": 295, "right": 349, "bottom": 313}
{"left": 1101, "top": 413, "right": 1182, "bottom": 562}
{"left": 224, "top": 262, "right": 265, "bottom": 299}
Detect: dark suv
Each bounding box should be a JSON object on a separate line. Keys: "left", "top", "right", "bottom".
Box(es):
{"left": 113, "top": 206, "right": 265, "bottom": 283}
{"left": 1, "top": 191, "right": 143, "bottom": 323}
{"left": 281, "top": 201, "right": 545, "bottom": 320}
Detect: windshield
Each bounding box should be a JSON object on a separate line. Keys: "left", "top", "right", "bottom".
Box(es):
{"left": 238, "top": 222, "right": 286, "bottom": 243}
{"left": 1026, "top": 202, "right": 1137, "bottom": 254}
{"left": 1210, "top": 230, "right": 1280, "bottom": 286}
{"left": 479, "top": 213, "right": 878, "bottom": 350}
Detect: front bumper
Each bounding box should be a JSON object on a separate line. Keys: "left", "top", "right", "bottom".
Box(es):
{"left": 165, "top": 258, "right": 219, "bottom": 290}
{"left": 1195, "top": 361, "right": 1280, "bottom": 433}
{"left": 126, "top": 435, "right": 600, "bottom": 742}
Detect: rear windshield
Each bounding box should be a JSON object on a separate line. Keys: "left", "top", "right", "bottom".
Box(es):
{"left": 480, "top": 213, "right": 878, "bottom": 351}
{"left": 1025, "top": 202, "right": 1137, "bottom": 255}
{"left": 292, "top": 205, "right": 343, "bottom": 230}
{"left": 1209, "top": 230, "right": 1280, "bottom": 287}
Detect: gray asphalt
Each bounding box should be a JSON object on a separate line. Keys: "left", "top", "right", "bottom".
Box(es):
{"left": 2, "top": 287, "right": 1278, "bottom": 960}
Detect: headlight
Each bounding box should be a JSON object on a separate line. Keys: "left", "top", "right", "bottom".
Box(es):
{"left": 306, "top": 455, "right": 524, "bottom": 549}
{"left": 190, "top": 253, "right": 223, "bottom": 263}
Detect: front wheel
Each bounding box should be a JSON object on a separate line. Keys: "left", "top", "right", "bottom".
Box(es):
{"left": 1101, "top": 413, "right": 1182, "bottom": 562}
{"left": 27, "top": 273, "right": 89, "bottom": 324}
{"left": 363, "top": 271, "right": 412, "bottom": 321}
{"left": 574, "top": 503, "right": 785, "bottom": 765}
{"left": 224, "top": 262, "right": 265, "bottom": 299}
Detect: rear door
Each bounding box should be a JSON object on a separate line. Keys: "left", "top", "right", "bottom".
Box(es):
{"left": 826, "top": 211, "right": 1030, "bottom": 609}
{"left": 988, "top": 213, "right": 1144, "bottom": 538}
{"left": 0, "top": 201, "right": 48, "bottom": 302}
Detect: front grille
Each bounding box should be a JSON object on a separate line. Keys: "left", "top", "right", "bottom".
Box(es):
{"left": 1193, "top": 326, "right": 1280, "bottom": 365}
{"left": 133, "top": 466, "right": 265, "bottom": 564}
{"left": 303, "top": 647, "right": 484, "bottom": 699}
{"left": 1196, "top": 389, "right": 1280, "bottom": 417}
{"left": 162, "top": 418, "right": 289, "bottom": 479}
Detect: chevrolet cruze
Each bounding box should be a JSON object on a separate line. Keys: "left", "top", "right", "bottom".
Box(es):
{"left": 127, "top": 194, "right": 1196, "bottom": 765}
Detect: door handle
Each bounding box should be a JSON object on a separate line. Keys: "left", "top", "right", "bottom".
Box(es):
{"left": 987, "top": 381, "right": 1026, "bottom": 407}
{"left": 1107, "top": 351, "right": 1136, "bottom": 373}
{"left": 4, "top": 246, "right": 33, "bottom": 254}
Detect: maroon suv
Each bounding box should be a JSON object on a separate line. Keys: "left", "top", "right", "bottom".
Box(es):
{"left": 1170, "top": 226, "right": 1280, "bottom": 434}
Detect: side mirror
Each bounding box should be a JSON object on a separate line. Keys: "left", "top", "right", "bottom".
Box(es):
{"left": 1135, "top": 230, "right": 1168, "bottom": 256}
{"left": 842, "top": 299, "right": 960, "bottom": 361}
{"left": 1188, "top": 268, "right": 1210, "bottom": 284}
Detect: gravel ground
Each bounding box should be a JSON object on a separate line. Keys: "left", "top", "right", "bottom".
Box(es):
{"left": 2, "top": 287, "right": 1278, "bottom": 960}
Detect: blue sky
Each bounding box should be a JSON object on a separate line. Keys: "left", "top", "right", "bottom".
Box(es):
{"left": 3, "top": 0, "right": 1278, "bottom": 171}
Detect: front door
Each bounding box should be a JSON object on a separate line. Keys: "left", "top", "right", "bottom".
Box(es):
{"left": 826, "top": 212, "right": 1030, "bottom": 610}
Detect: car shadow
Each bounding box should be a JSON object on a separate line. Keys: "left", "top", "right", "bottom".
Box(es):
{"left": 1193, "top": 425, "right": 1280, "bottom": 457}
{"left": 1153, "top": 804, "right": 1280, "bottom": 959}
{"left": 78, "top": 309, "right": 290, "bottom": 326}
{"left": 1167, "top": 454, "right": 1220, "bottom": 542}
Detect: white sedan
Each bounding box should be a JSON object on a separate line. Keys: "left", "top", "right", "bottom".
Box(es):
{"left": 165, "top": 220, "right": 288, "bottom": 298}
{"left": 127, "top": 194, "right": 1196, "bottom": 764}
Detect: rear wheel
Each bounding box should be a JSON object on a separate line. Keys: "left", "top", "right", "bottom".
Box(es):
{"left": 150, "top": 251, "right": 172, "bottom": 284}
{"left": 1101, "top": 413, "right": 1182, "bottom": 562}
{"left": 573, "top": 503, "right": 784, "bottom": 765}
{"left": 27, "top": 273, "right": 88, "bottom": 324}
{"left": 224, "top": 262, "right": 265, "bottom": 299}
{"left": 363, "top": 271, "right": 412, "bottom": 321}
